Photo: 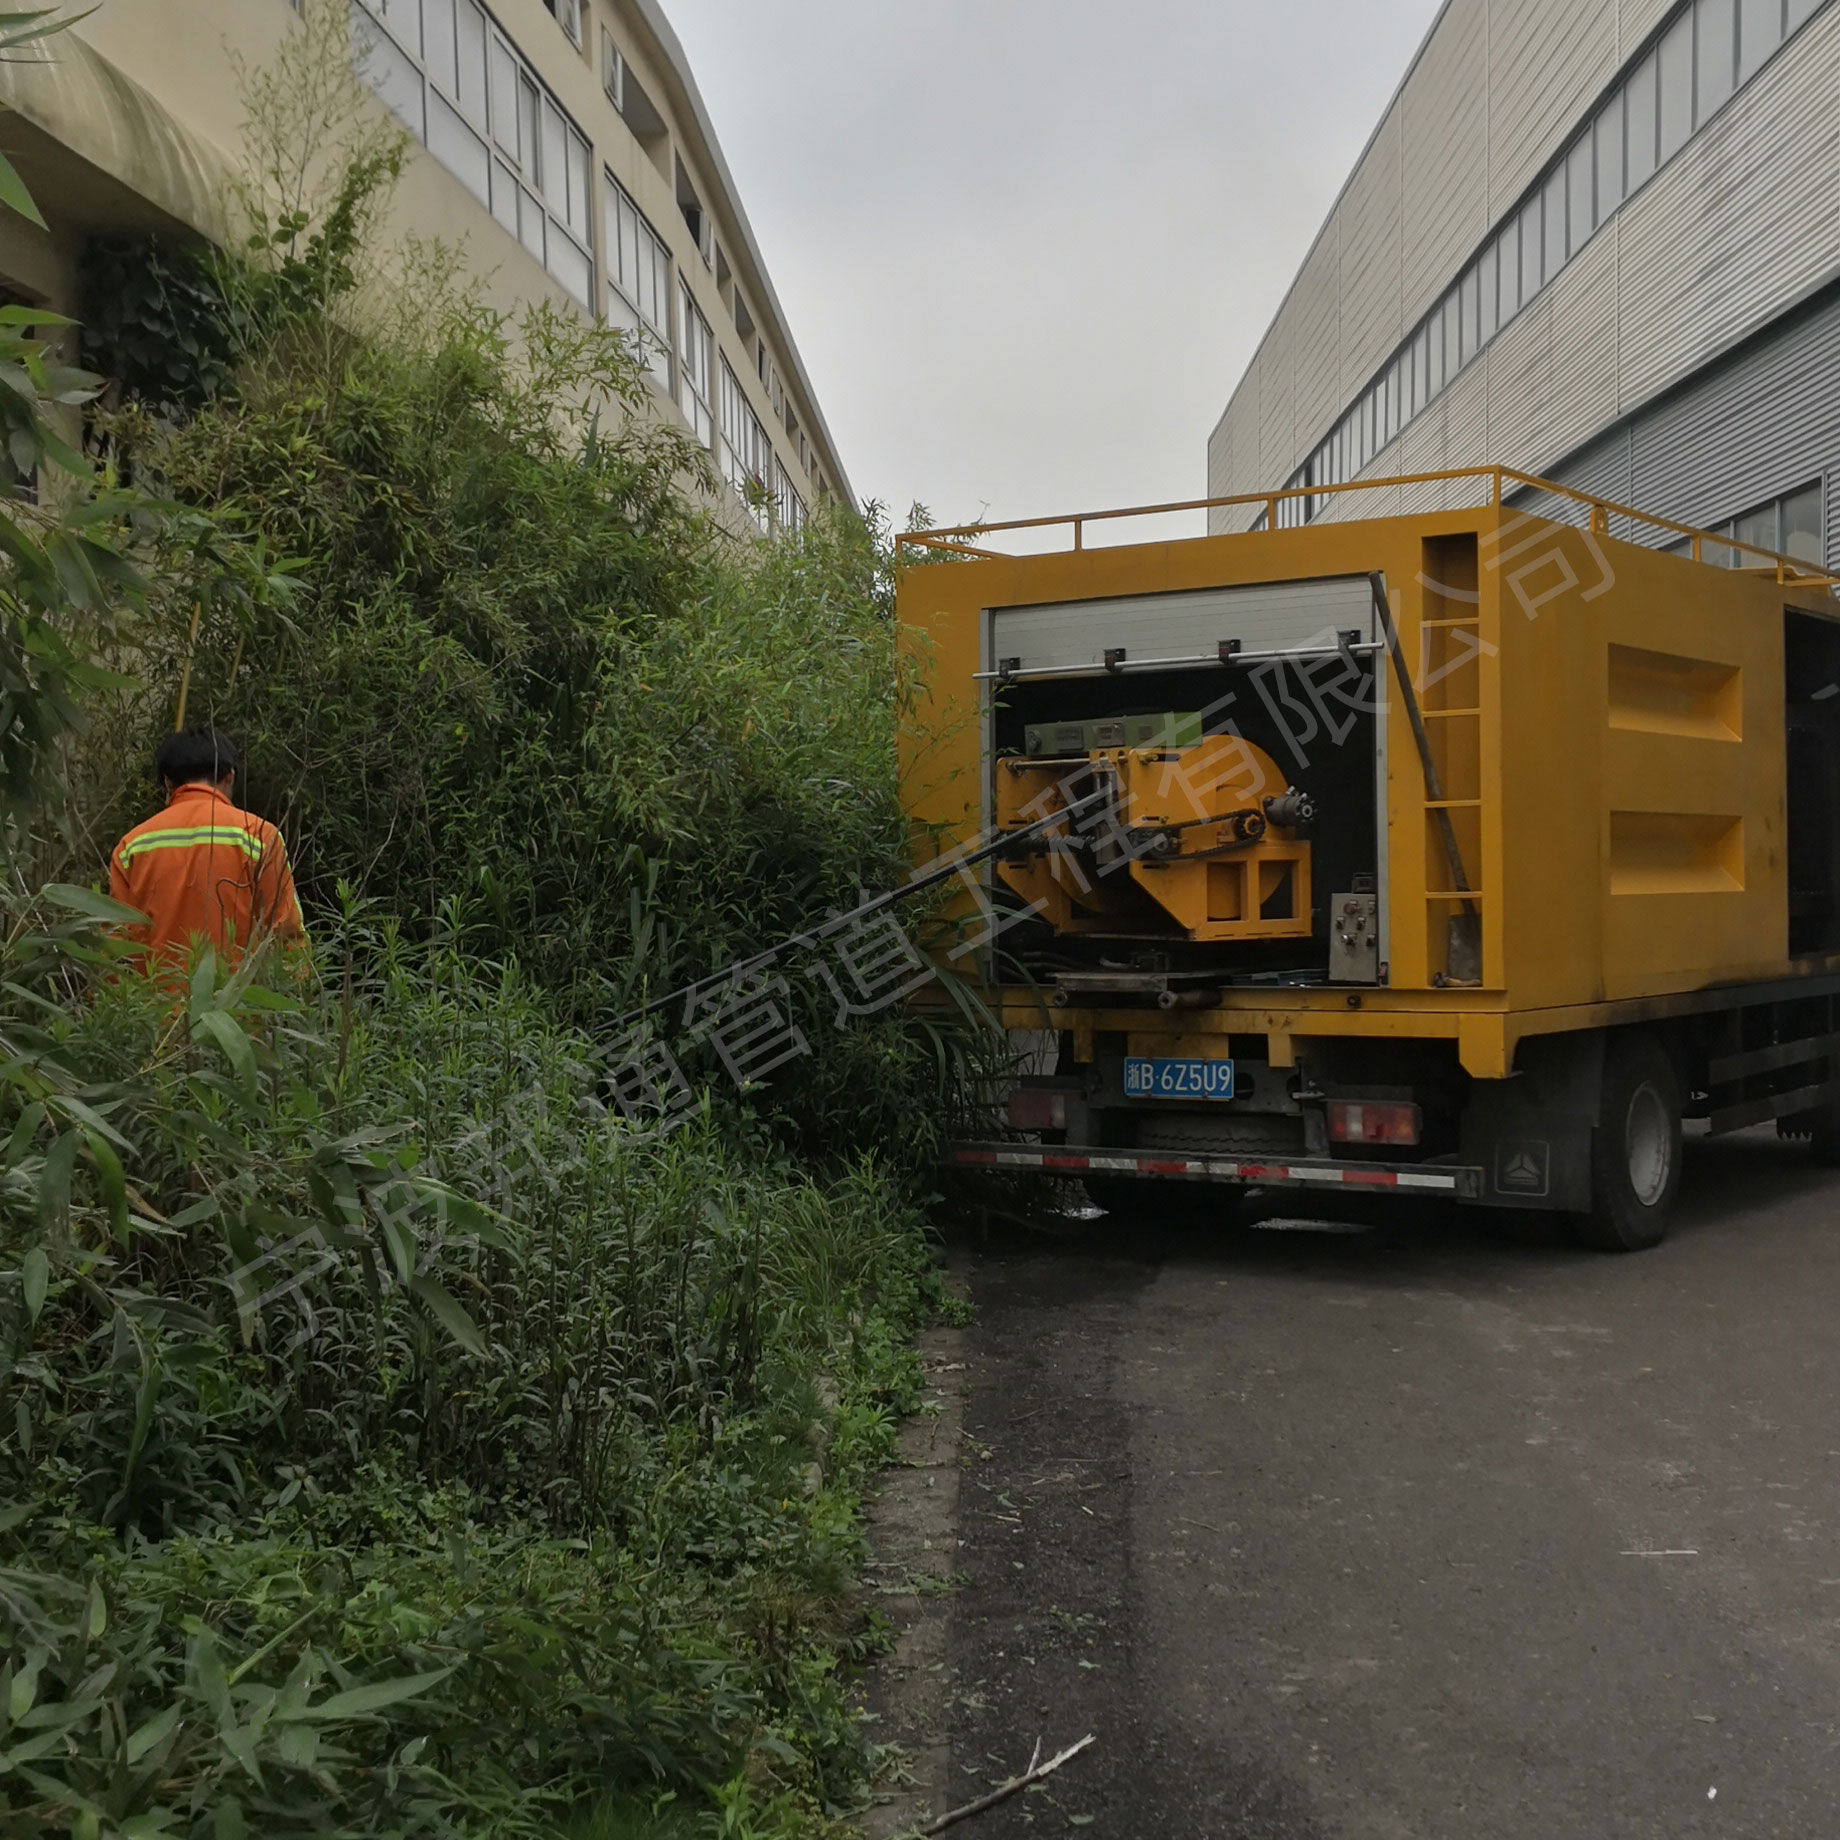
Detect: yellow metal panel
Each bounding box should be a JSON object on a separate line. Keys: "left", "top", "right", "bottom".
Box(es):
{"left": 897, "top": 470, "right": 1840, "bottom": 1086}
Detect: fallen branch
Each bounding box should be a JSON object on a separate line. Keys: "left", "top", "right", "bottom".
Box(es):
{"left": 916, "top": 1732, "right": 1097, "bottom": 1834}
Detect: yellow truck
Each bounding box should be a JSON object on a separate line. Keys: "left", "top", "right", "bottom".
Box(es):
{"left": 895, "top": 468, "right": 1840, "bottom": 1250}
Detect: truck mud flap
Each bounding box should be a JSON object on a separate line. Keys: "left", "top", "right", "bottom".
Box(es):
{"left": 949, "top": 1142, "right": 1483, "bottom": 1199}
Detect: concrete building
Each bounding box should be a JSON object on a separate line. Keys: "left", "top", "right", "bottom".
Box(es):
{"left": 0, "top": 0, "right": 846, "bottom": 530}
{"left": 1207, "top": 0, "right": 1839, "bottom": 568}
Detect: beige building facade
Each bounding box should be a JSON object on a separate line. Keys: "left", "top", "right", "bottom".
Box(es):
{"left": 0, "top": 0, "right": 848, "bottom": 529}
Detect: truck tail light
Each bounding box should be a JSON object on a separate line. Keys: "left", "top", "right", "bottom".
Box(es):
{"left": 1006, "top": 1088, "right": 1068, "bottom": 1131}
{"left": 1328, "top": 1100, "right": 1422, "bottom": 1146}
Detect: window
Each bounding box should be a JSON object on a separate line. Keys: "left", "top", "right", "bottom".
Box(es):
{"left": 1659, "top": 11, "right": 1694, "bottom": 159}
{"left": 1739, "top": 0, "right": 1783, "bottom": 76}
{"left": 602, "top": 26, "right": 623, "bottom": 105}
{"left": 773, "top": 458, "right": 806, "bottom": 535}
{"left": 1697, "top": 0, "right": 1737, "bottom": 118}
{"left": 1458, "top": 267, "right": 1477, "bottom": 363}
{"left": 1566, "top": 134, "right": 1594, "bottom": 257}
{"left": 679, "top": 282, "right": 714, "bottom": 446}
{"left": 1541, "top": 168, "right": 1566, "bottom": 282}
{"left": 1732, "top": 502, "right": 1778, "bottom": 555}
{"left": 719, "top": 361, "right": 772, "bottom": 528}
{"left": 543, "top": 0, "right": 581, "bottom": 47}
{"left": 1596, "top": 90, "right": 1626, "bottom": 215}
{"left": 353, "top": 5, "right": 424, "bottom": 134}
{"left": 1496, "top": 226, "right": 1518, "bottom": 326}
{"left": 1627, "top": 51, "right": 1659, "bottom": 187}
{"left": 1478, "top": 240, "right": 1499, "bottom": 342}
{"left": 355, "top": 0, "right": 593, "bottom": 308}
{"left": 1442, "top": 291, "right": 1461, "bottom": 380}
{"left": 605, "top": 174, "right": 671, "bottom": 385}
{"left": 1517, "top": 203, "right": 1541, "bottom": 316}
{"left": 676, "top": 158, "right": 713, "bottom": 268}
{"left": 1790, "top": 0, "right": 1823, "bottom": 30}
{"left": 1784, "top": 482, "right": 1824, "bottom": 561}
{"left": 1700, "top": 482, "right": 1823, "bottom": 566}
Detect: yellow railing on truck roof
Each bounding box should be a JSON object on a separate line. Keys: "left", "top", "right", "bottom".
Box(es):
{"left": 892, "top": 464, "right": 1840, "bottom": 588}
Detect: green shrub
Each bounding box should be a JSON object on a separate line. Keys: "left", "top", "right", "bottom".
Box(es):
{"left": 2, "top": 15, "right": 984, "bottom": 1828}
{"left": 0, "top": 901, "right": 935, "bottom": 1834}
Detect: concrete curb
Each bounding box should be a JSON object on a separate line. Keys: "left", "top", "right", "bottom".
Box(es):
{"left": 852, "top": 1295, "right": 969, "bottom": 1836}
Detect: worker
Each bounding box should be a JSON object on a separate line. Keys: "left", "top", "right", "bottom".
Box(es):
{"left": 109, "top": 730, "right": 304, "bottom": 966}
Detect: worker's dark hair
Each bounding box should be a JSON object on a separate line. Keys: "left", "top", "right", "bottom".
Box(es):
{"left": 154, "top": 729, "right": 240, "bottom": 788}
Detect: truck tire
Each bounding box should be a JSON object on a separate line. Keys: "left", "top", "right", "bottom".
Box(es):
{"left": 1572, "top": 1032, "right": 1682, "bottom": 1252}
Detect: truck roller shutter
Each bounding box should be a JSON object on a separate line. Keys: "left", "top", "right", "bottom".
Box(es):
{"left": 990, "top": 576, "right": 1376, "bottom": 676}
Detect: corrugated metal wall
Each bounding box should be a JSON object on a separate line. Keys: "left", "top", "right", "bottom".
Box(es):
{"left": 1206, "top": 0, "right": 1840, "bottom": 543}
{"left": 1401, "top": 0, "right": 1491, "bottom": 324}
{"left": 1544, "top": 284, "right": 1840, "bottom": 566}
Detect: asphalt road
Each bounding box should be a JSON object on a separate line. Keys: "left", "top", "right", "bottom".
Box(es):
{"left": 943, "top": 1129, "right": 1840, "bottom": 1838}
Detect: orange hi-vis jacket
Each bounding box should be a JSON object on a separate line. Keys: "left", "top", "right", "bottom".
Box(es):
{"left": 109, "top": 783, "right": 304, "bottom": 965}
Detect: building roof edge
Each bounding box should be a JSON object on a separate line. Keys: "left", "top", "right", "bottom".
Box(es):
{"left": 622, "top": 0, "right": 855, "bottom": 510}
{"left": 1211, "top": 0, "right": 1458, "bottom": 461}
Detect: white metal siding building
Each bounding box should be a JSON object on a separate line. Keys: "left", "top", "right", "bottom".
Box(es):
{"left": 1206, "top": 0, "right": 1840, "bottom": 567}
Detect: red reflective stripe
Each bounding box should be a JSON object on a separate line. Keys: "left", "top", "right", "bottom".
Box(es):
{"left": 948, "top": 1144, "right": 1463, "bottom": 1190}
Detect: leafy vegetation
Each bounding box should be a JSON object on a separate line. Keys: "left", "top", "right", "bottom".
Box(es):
{"left": 1, "top": 8, "right": 984, "bottom": 1834}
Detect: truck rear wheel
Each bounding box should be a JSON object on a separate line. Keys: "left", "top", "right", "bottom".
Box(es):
{"left": 1572, "top": 1033, "right": 1682, "bottom": 1252}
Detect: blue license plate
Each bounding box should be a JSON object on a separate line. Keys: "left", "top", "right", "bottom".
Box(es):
{"left": 1124, "top": 1057, "right": 1235, "bottom": 1100}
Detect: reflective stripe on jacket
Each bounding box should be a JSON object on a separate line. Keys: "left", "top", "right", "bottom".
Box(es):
{"left": 109, "top": 783, "right": 304, "bottom": 963}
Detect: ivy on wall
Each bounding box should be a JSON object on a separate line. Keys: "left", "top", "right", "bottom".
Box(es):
{"left": 77, "top": 236, "right": 240, "bottom": 415}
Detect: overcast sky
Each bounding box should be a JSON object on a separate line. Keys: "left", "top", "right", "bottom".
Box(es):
{"left": 664, "top": 0, "right": 1445, "bottom": 534}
